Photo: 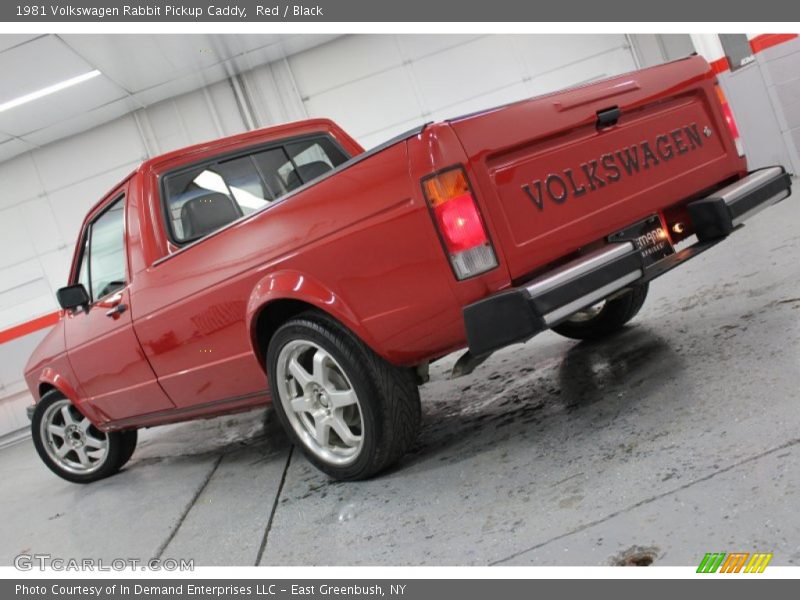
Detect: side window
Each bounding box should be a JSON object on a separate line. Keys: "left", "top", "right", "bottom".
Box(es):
{"left": 283, "top": 138, "right": 349, "bottom": 189}
{"left": 162, "top": 136, "right": 350, "bottom": 245}
{"left": 74, "top": 196, "right": 127, "bottom": 301}
{"left": 89, "top": 198, "right": 127, "bottom": 300}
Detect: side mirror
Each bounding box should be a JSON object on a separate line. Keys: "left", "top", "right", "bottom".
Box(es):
{"left": 56, "top": 284, "right": 90, "bottom": 311}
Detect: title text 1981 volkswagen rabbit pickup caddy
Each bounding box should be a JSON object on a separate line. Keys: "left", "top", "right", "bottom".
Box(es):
{"left": 24, "top": 55, "right": 793, "bottom": 482}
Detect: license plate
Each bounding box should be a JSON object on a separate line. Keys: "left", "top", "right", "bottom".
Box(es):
{"left": 608, "top": 215, "right": 674, "bottom": 268}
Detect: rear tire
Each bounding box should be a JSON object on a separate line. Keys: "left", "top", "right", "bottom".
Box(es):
{"left": 266, "top": 312, "right": 421, "bottom": 480}
{"left": 31, "top": 390, "right": 138, "bottom": 484}
{"left": 551, "top": 283, "right": 649, "bottom": 341}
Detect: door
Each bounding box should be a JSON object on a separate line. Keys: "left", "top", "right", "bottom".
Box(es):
{"left": 64, "top": 193, "right": 174, "bottom": 424}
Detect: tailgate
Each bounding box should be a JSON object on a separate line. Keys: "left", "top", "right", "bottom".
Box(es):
{"left": 449, "top": 56, "right": 745, "bottom": 281}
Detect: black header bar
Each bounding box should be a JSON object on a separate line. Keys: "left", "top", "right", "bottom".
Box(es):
{"left": 2, "top": 0, "right": 800, "bottom": 22}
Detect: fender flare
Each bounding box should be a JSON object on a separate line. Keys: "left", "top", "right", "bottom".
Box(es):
{"left": 37, "top": 367, "right": 80, "bottom": 403}
{"left": 245, "top": 270, "right": 381, "bottom": 363}
{"left": 35, "top": 367, "right": 104, "bottom": 424}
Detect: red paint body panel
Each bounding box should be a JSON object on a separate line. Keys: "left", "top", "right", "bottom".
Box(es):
{"left": 24, "top": 58, "right": 748, "bottom": 431}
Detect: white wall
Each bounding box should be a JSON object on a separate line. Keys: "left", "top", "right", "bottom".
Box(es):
{"left": 0, "top": 34, "right": 641, "bottom": 438}
{"left": 285, "top": 34, "right": 637, "bottom": 149}
{"left": 751, "top": 37, "right": 800, "bottom": 175}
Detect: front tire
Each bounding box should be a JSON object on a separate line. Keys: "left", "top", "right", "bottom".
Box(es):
{"left": 31, "top": 390, "right": 138, "bottom": 484}
{"left": 551, "top": 283, "right": 649, "bottom": 341}
{"left": 266, "top": 312, "right": 421, "bottom": 480}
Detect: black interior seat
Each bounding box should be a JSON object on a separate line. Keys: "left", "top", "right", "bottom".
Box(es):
{"left": 284, "top": 161, "right": 333, "bottom": 191}
{"left": 180, "top": 193, "right": 242, "bottom": 240}
{"left": 296, "top": 161, "right": 333, "bottom": 182}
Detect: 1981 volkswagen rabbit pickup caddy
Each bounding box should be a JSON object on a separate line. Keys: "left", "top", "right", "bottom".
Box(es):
{"left": 25, "top": 55, "right": 793, "bottom": 483}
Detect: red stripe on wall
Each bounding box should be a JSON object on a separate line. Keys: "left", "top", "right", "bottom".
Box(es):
{"left": 0, "top": 311, "right": 60, "bottom": 345}
{"left": 712, "top": 34, "right": 799, "bottom": 75}
{"left": 710, "top": 57, "right": 731, "bottom": 75}
{"left": 750, "top": 34, "right": 799, "bottom": 55}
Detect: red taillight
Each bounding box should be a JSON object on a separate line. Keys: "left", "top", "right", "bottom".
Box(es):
{"left": 433, "top": 193, "right": 488, "bottom": 252}
{"left": 422, "top": 167, "right": 497, "bottom": 280}
{"left": 715, "top": 84, "right": 744, "bottom": 156}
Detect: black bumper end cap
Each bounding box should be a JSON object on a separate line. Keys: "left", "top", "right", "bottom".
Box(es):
{"left": 463, "top": 290, "right": 545, "bottom": 357}
{"left": 688, "top": 168, "right": 792, "bottom": 242}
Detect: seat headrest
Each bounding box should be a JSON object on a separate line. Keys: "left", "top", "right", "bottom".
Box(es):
{"left": 296, "top": 161, "right": 332, "bottom": 182}
{"left": 180, "top": 193, "right": 241, "bottom": 240}
{"left": 284, "top": 161, "right": 333, "bottom": 191}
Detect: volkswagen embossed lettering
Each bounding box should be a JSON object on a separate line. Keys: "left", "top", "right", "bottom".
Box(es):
{"left": 521, "top": 123, "right": 708, "bottom": 211}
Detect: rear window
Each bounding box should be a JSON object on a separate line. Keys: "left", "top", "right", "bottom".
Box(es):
{"left": 162, "top": 136, "right": 349, "bottom": 244}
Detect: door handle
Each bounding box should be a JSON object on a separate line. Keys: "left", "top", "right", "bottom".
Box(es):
{"left": 105, "top": 303, "right": 128, "bottom": 318}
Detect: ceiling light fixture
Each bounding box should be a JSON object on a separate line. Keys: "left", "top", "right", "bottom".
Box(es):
{"left": 0, "top": 70, "right": 102, "bottom": 113}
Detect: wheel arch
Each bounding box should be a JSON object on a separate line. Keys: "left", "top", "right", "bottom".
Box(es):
{"left": 38, "top": 382, "right": 57, "bottom": 399}
{"left": 247, "top": 270, "right": 382, "bottom": 370}
{"left": 32, "top": 367, "right": 106, "bottom": 424}
{"left": 35, "top": 367, "right": 80, "bottom": 403}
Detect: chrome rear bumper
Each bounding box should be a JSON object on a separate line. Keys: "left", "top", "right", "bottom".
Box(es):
{"left": 524, "top": 242, "right": 642, "bottom": 327}
{"left": 463, "top": 166, "right": 793, "bottom": 357}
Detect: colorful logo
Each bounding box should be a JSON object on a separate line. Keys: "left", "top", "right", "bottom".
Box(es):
{"left": 697, "top": 552, "right": 773, "bottom": 573}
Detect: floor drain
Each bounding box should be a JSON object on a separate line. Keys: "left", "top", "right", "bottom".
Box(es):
{"left": 611, "top": 545, "right": 659, "bottom": 566}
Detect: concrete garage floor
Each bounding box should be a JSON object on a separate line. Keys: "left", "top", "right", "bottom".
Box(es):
{"left": 2, "top": 183, "right": 800, "bottom": 567}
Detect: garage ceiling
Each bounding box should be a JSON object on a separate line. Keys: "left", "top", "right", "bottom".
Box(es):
{"left": 0, "top": 34, "right": 338, "bottom": 163}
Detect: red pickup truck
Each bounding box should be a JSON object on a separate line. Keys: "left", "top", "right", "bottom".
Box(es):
{"left": 24, "top": 55, "right": 792, "bottom": 483}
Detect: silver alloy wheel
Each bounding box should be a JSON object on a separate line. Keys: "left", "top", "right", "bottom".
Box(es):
{"left": 567, "top": 301, "right": 605, "bottom": 323}
{"left": 40, "top": 399, "right": 109, "bottom": 475}
{"left": 276, "top": 340, "right": 364, "bottom": 466}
